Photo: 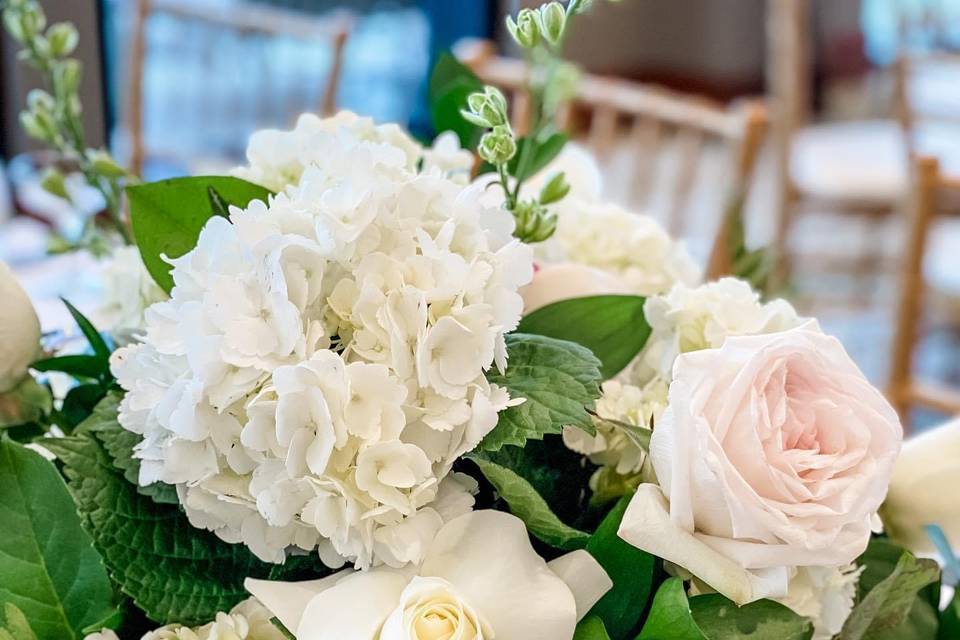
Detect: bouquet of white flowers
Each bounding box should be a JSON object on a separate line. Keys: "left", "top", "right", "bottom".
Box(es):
{"left": 0, "top": 2, "right": 957, "bottom": 640}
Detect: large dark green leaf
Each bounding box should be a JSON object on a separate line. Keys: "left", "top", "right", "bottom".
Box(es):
{"left": 519, "top": 295, "right": 651, "bottom": 380}
{"left": 428, "top": 53, "right": 483, "bottom": 149}
{"left": 585, "top": 496, "right": 656, "bottom": 639}
{"left": 0, "top": 439, "right": 115, "bottom": 640}
{"left": 127, "top": 176, "right": 273, "bottom": 293}
{"left": 31, "top": 355, "right": 107, "bottom": 380}
{"left": 689, "top": 595, "right": 814, "bottom": 640}
{"left": 637, "top": 578, "right": 706, "bottom": 640}
{"left": 939, "top": 590, "right": 960, "bottom": 640}
{"left": 481, "top": 333, "right": 601, "bottom": 451}
{"left": 468, "top": 454, "right": 589, "bottom": 550}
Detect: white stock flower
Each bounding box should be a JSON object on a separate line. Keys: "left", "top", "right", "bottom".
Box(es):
{"left": 776, "top": 565, "right": 862, "bottom": 640}
{"left": 113, "top": 113, "right": 532, "bottom": 569}
{"left": 0, "top": 260, "right": 41, "bottom": 392}
{"left": 247, "top": 510, "right": 612, "bottom": 640}
{"left": 99, "top": 245, "right": 167, "bottom": 332}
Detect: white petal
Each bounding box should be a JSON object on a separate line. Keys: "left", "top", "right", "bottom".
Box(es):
{"left": 297, "top": 568, "right": 410, "bottom": 640}
{"left": 421, "top": 510, "right": 578, "bottom": 638}
{"left": 244, "top": 573, "right": 344, "bottom": 632}
{"left": 618, "top": 484, "right": 787, "bottom": 605}
{"left": 548, "top": 549, "right": 613, "bottom": 620}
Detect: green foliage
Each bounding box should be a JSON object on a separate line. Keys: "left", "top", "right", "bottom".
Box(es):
{"left": 43, "top": 428, "right": 332, "bottom": 627}
{"left": 0, "top": 604, "right": 39, "bottom": 640}
{"left": 637, "top": 578, "right": 705, "bottom": 640}
{"left": 939, "top": 590, "right": 960, "bottom": 640}
{"left": 469, "top": 454, "right": 589, "bottom": 550}
{"left": 574, "top": 615, "right": 612, "bottom": 640}
{"left": 127, "top": 176, "right": 273, "bottom": 293}
{"left": 689, "top": 595, "right": 814, "bottom": 640}
{"left": 478, "top": 133, "right": 570, "bottom": 181}
{"left": 585, "top": 496, "right": 656, "bottom": 639}
{"left": 840, "top": 540, "right": 941, "bottom": 640}
{"left": 480, "top": 333, "right": 601, "bottom": 451}
{"left": 0, "top": 439, "right": 115, "bottom": 640}
{"left": 0, "top": 376, "right": 51, "bottom": 432}
{"left": 518, "top": 295, "right": 651, "bottom": 379}
{"left": 428, "top": 53, "right": 484, "bottom": 149}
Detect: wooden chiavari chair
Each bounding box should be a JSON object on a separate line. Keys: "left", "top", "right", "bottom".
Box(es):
{"left": 889, "top": 155, "right": 960, "bottom": 430}
{"left": 455, "top": 39, "right": 768, "bottom": 279}
{"left": 126, "top": 0, "right": 353, "bottom": 178}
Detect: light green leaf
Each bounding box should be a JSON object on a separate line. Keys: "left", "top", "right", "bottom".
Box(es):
{"left": 510, "top": 132, "right": 568, "bottom": 182}
{"left": 0, "top": 439, "right": 115, "bottom": 640}
{"left": 574, "top": 615, "right": 612, "bottom": 640}
{"left": 468, "top": 455, "right": 589, "bottom": 550}
{"left": 127, "top": 176, "right": 273, "bottom": 293}
{"left": 43, "top": 430, "right": 332, "bottom": 626}
{"left": 518, "top": 295, "right": 651, "bottom": 379}
{"left": 840, "top": 548, "right": 941, "bottom": 639}
{"left": 585, "top": 496, "right": 655, "bottom": 639}
{"left": 0, "top": 604, "right": 38, "bottom": 640}
{"left": 636, "top": 578, "right": 706, "bottom": 640}
{"left": 481, "top": 333, "right": 601, "bottom": 451}
{"left": 689, "top": 595, "right": 814, "bottom": 640}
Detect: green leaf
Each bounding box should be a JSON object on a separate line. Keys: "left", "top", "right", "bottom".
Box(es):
{"left": 574, "top": 615, "right": 612, "bottom": 640}
{"left": 76, "top": 393, "right": 178, "bottom": 504}
{"left": 939, "top": 589, "right": 960, "bottom": 640}
{"left": 481, "top": 333, "right": 601, "bottom": 451}
{"left": 468, "top": 454, "right": 589, "bottom": 550}
{"left": 510, "top": 132, "right": 568, "bottom": 182}
{"left": 0, "top": 604, "right": 38, "bottom": 640}
{"left": 637, "top": 578, "right": 706, "bottom": 640}
{"left": 0, "top": 439, "right": 115, "bottom": 640}
{"left": 43, "top": 430, "right": 331, "bottom": 626}
{"left": 428, "top": 53, "right": 484, "bottom": 149}
{"left": 127, "top": 176, "right": 273, "bottom": 293}
{"left": 61, "top": 298, "right": 111, "bottom": 362}
{"left": 57, "top": 383, "right": 109, "bottom": 432}
{"left": 839, "top": 548, "right": 941, "bottom": 640}
{"left": 689, "top": 595, "right": 814, "bottom": 640}
{"left": 32, "top": 354, "right": 107, "bottom": 380}
{"left": 518, "top": 295, "right": 651, "bottom": 379}
{"left": 585, "top": 496, "right": 656, "bottom": 639}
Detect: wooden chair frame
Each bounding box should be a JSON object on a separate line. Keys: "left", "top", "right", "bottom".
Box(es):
{"left": 889, "top": 155, "right": 960, "bottom": 428}
{"left": 127, "top": 0, "right": 352, "bottom": 177}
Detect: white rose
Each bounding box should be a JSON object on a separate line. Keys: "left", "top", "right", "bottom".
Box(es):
{"left": 619, "top": 322, "right": 903, "bottom": 604}
{"left": 0, "top": 260, "right": 41, "bottom": 392}
{"left": 247, "top": 510, "right": 612, "bottom": 640}
{"left": 881, "top": 416, "right": 960, "bottom": 553}
{"left": 521, "top": 262, "right": 632, "bottom": 314}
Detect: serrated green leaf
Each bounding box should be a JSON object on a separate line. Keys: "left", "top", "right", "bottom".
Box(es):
{"left": 840, "top": 548, "right": 940, "bottom": 639}
{"left": 468, "top": 454, "right": 589, "bottom": 550}
{"left": 43, "top": 432, "right": 331, "bottom": 626}
{"left": 0, "top": 439, "right": 115, "bottom": 640}
{"left": 127, "top": 176, "right": 273, "bottom": 293}
{"left": 61, "top": 298, "right": 111, "bottom": 362}
{"left": 518, "top": 295, "right": 650, "bottom": 379}
{"left": 689, "top": 595, "right": 814, "bottom": 639}
{"left": 637, "top": 577, "right": 706, "bottom": 640}
{"left": 585, "top": 496, "right": 655, "bottom": 639}
{"left": 78, "top": 394, "right": 178, "bottom": 504}
{"left": 574, "top": 615, "right": 612, "bottom": 640}
{"left": 481, "top": 333, "right": 601, "bottom": 451}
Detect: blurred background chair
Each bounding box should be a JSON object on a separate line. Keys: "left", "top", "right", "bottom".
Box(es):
{"left": 889, "top": 155, "right": 960, "bottom": 431}
{"left": 124, "top": 0, "right": 353, "bottom": 179}
{"left": 456, "top": 38, "right": 768, "bottom": 272}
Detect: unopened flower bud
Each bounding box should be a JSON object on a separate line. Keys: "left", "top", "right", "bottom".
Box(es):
{"left": 506, "top": 8, "right": 541, "bottom": 49}
{"left": 512, "top": 199, "right": 558, "bottom": 243}
{"left": 87, "top": 150, "right": 128, "bottom": 178}
{"left": 539, "top": 171, "right": 570, "bottom": 205}
{"left": 52, "top": 59, "right": 81, "bottom": 100}
{"left": 539, "top": 2, "right": 567, "bottom": 46}
{"left": 40, "top": 167, "right": 69, "bottom": 200}
{"left": 20, "top": 108, "right": 56, "bottom": 143}
{"left": 46, "top": 22, "right": 78, "bottom": 57}
{"left": 462, "top": 86, "right": 508, "bottom": 128}
{"left": 26, "top": 88, "right": 54, "bottom": 115}
{"left": 478, "top": 125, "right": 517, "bottom": 165}
{"left": 17, "top": 2, "right": 45, "bottom": 39}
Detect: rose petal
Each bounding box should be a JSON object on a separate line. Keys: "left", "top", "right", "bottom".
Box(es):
{"left": 297, "top": 568, "right": 411, "bottom": 640}
{"left": 547, "top": 549, "right": 613, "bottom": 620}
{"left": 244, "top": 573, "right": 344, "bottom": 632}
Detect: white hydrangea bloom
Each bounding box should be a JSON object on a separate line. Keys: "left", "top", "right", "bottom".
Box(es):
{"left": 776, "top": 565, "right": 863, "bottom": 640}
{"left": 99, "top": 245, "right": 168, "bottom": 332}
{"left": 640, "top": 277, "right": 803, "bottom": 380}
{"left": 138, "top": 598, "right": 284, "bottom": 640}
{"left": 535, "top": 199, "right": 701, "bottom": 298}
{"left": 234, "top": 111, "right": 472, "bottom": 193}
{"left": 113, "top": 113, "right": 532, "bottom": 569}
{"left": 563, "top": 378, "right": 667, "bottom": 475}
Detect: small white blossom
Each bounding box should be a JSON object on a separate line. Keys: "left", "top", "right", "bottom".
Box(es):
{"left": 98, "top": 245, "right": 167, "bottom": 333}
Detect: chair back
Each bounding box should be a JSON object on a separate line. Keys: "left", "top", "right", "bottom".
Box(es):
{"left": 889, "top": 155, "right": 960, "bottom": 429}
{"left": 126, "top": 0, "right": 353, "bottom": 177}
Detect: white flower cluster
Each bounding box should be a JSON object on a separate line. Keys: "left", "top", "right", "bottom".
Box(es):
{"left": 84, "top": 599, "right": 282, "bottom": 640}
{"left": 535, "top": 198, "right": 701, "bottom": 297}
{"left": 99, "top": 245, "right": 168, "bottom": 333}
{"left": 234, "top": 111, "right": 474, "bottom": 193}
{"left": 775, "top": 565, "right": 863, "bottom": 640}
{"left": 112, "top": 113, "right": 533, "bottom": 569}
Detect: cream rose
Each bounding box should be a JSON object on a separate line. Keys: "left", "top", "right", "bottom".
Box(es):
{"left": 247, "top": 510, "right": 612, "bottom": 640}
{"left": 0, "top": 260, "right": 41, "bottom": 392}
{"left": 619, "top": 322, "right": 902, "bottom": 604}
{"left": 881, "top": 416, "right": 960, "bottom": 553}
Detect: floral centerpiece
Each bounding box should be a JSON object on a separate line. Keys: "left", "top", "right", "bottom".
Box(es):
{"left": 0, "top": 1, "right": 958, "bottom": 640}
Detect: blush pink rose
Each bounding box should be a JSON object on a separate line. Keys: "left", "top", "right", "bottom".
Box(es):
{"left": 619, "top": 321, "right": 902, "bottom": 604}
{"left": 521, "top": 262, "right": 631, "bottom": 313}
